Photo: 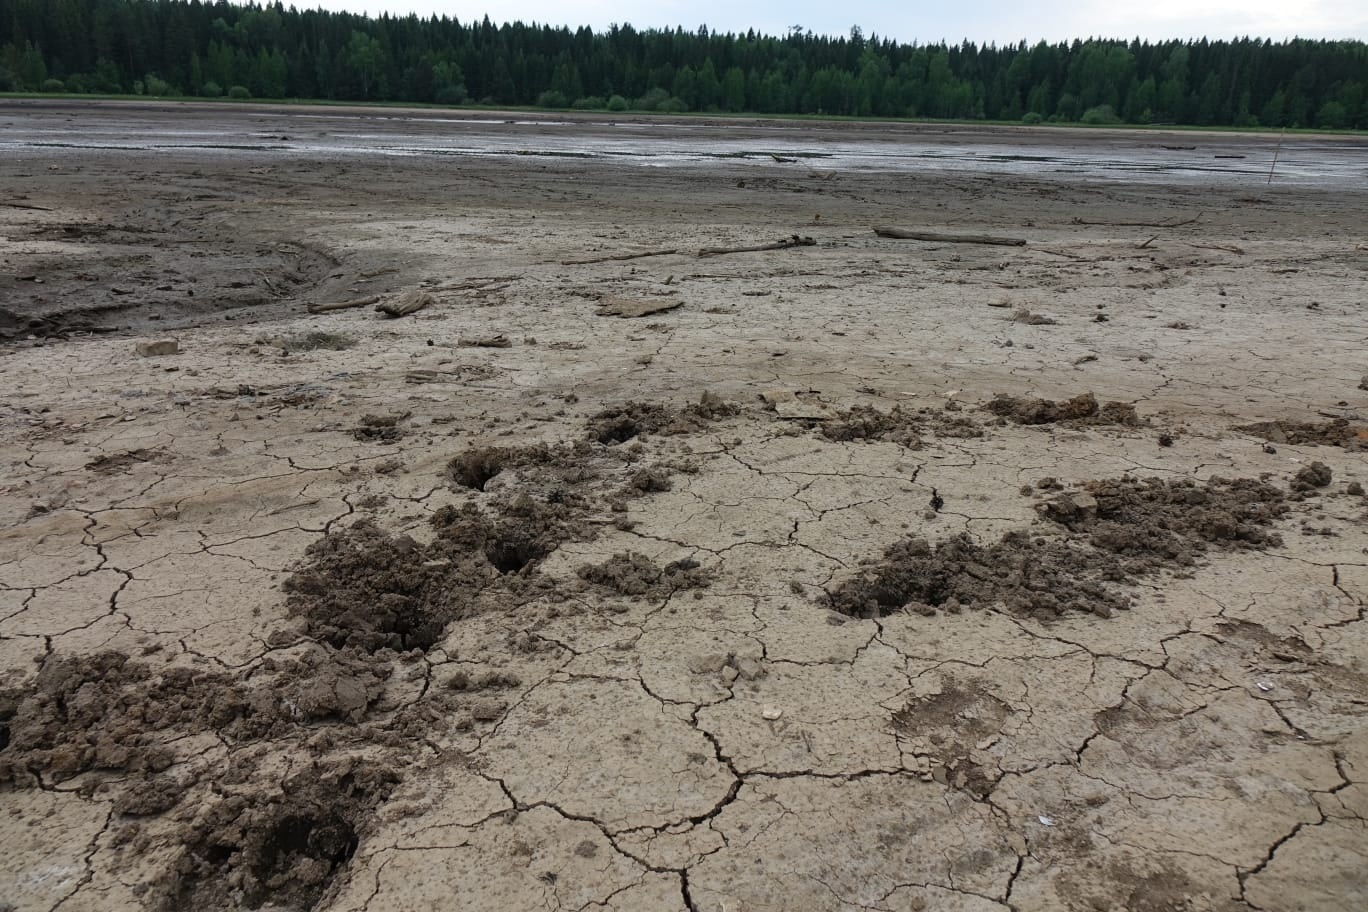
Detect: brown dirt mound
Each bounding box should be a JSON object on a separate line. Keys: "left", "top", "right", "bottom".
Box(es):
{"left": 577, "top": 551, "right": 713, "bottom": 597}
{"left": 352, "top": 413, "right": 406, "bottom": 442}
{"left": 1238, "top": 418, "right": 1367, "bottom": 450}
{"left": 158, "top": 758, "right": 399, "bottom": 912}
{"left": 984, "top": 392, "right": 1141, "bottom": 426}
{"left": 1292, "top": 460, "right": 1333, "bottom": 491}
{"left": 819, "top": 405, "right": 985, "bottom": 448}
{"left": 284, "top": 499, "right": 575, "bottom": 653}
{"left": 0, "top": 649, "right": 390, "bottom": 790}
{"left": 830, "top": 475, "right": 1286, "bottom": 620}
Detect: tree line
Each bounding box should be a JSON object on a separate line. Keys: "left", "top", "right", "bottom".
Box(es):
{"left": 2, "top": 0, "right": 1365, "bottom": 129}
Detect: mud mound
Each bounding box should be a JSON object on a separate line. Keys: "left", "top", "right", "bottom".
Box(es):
{"left": 577, "top": 551, "right": 713, "bottom": 597}
{"left": 0, "top": 654, "right": 237, "bottom": 788}
{"left": 819, "top": 405, "right": 984, "bottom": 447}
{"left": 352, "top": 413, "right": 406, "bottom": 442}
{"left": 985, "top": 392, "right": 1141, "bottom": 426}
{"left": 831, "top": 475, "right": 1286, "bottom": 620}
{"left": 586, "top": 394, "right": 739, "bottom": 444}
{"left": 0, "top": 649, "right": 390, "bottom": 790}
{"left": 1238, "top": 418, "right": 1367, "bottom": 450}
{"left": 160, "top": 759, "right": 398, "bottom": 912}
{"left": 1293, "top": 461, "right": 1333, "bottom": 491}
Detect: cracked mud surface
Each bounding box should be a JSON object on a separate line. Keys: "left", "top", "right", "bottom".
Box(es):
{"left": 2, "top": 103, "right": 1366, "bottom": 912}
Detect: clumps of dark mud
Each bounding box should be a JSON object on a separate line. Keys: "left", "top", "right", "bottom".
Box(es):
{"left": 446, "top": 443, "right": 554, "bottom": 491}
{"left": 352, "top": 413, "right": 406, "bottom": 442}
{"left": 1239, "top": 418, "right": 1366, "bottom": 450}
{"left": 159, "top": 759, "right": 398, "bottom": 912}
{"left": 0, "top": 650, "right": 391, "bottom": 791}
{"left": 818, "top": 405, "right": 984, "bottom": 448}
{"left": 1292, "top": 460, "right": 1332, "bottom": 492}
{"left": 586, "top": 393, "right": 739, "bottom": 444}
{"left": 984, "top": 392, "right": 1141, "bottom": 427}
{"left": 285, "top": 499, "right": 575, "bottom": 653}
{"left": 577, "top": 551, "right": 713, "bottom": 597}
{"left": 830, "top": 475, "right": 1286, "bottom": 620}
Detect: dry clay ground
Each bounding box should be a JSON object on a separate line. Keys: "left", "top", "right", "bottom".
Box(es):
{"left": 1, "top": 107, "right": 1367, "bottom": 912}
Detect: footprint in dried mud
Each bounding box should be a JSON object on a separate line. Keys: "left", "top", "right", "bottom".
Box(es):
{"left": 892, "top": 679, "right": 1009, "bottom": 797}
{"left": 577, "top": 551, "right": 713, "bottom": 598}
{"left": 831, "top": 475, "right": 1286, "bottom": 619}
{"left": 985, "top": 392, "right": 1141, "bottom": 427}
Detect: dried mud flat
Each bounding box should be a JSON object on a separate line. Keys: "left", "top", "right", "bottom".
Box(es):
{"left": 2, "top": 103, "right": 1367, "bottom": 912}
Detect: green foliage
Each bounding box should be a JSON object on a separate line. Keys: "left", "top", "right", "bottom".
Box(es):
{"left": 228, "top": 84, "right": 251, "bottom": 99}
{"left": 536, "top": 89, "right": 568, "bottom": 108}
{"left": 1080, "top": 104, "right": 1121, "bottom": 125}
{"left": 1021, "top": 112, "right": 1043, "bottom": 124}
{"left": 0, "top": 2, "right": 1363, "bottom": 129}
{"left": 40, "top": 77, "right": 63, "bottom": 92}
{"left": 572, "top": 95, "right": 606, "bottom": 110}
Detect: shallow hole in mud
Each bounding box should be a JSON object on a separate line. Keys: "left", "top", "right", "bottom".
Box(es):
{"left": 254, "top": 811, "right": 358, "bottom": 883}
{"left": 484, "top": 535, "right": 550, "bottom": 574}
{"left": 448, "top": 446, "right": 509, "bottom": 490}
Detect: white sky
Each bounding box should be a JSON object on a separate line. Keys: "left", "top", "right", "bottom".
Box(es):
{"left": 301, "top": 0, "right": 1368, "bottom": 43}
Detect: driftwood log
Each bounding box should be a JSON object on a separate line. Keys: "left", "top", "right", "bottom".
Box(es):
{"left": 1071, "top": 214, "right": 1202, "bottom": 228}
{"left": 697, "top": 235, "right": 816, "bottom": 258}
{"left": 306, "top": 295, "right": 380, "bottom": 314}
{"left": 873, "top": 227, "right": 1027, "bottom": 247}
{"left": 561, "top": 248, "right": 679, "bottom": 265}
{"left": 376, "top": 289, "right": 435, "bottom": 318}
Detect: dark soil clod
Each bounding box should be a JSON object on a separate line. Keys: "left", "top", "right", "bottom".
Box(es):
{"left": 1238, "top": 418, "right": 1367, "bottom": 450}
{"left": 830, "top": 475, "right": 1286, "bottom": 620}
{"left": 578, "top": 551, "right": 713, "bottom": 597}
{"left": 985, "top": 392, "right": 1141, "bottom": 427}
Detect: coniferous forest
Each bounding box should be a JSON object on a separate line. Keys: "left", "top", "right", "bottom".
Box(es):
{"left": 2, "top": 0, "right": 1365, "bottom": 129}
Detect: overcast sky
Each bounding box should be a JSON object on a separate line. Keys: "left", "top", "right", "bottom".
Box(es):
{"left": 304, "top": 0, "right": 1367, "bottom": 43}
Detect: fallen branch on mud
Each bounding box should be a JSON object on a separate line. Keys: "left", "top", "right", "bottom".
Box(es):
{"left": 2, "top": 201, "right": 53, "bottom": 211}
{"left": 1071, "top": 213, "right": 1203, "bottom": 228}
{"left": 376, "top": 289, "right": 434, "bottom": 317}
{"left": 872, "top": 227, "right": 1027, "bottom": 247}
{"left": 306, "top": 295, "right": 380, "bottom": 314}
{"left": 697, "top": 235, "right": 816, "bottom": 258}
{"left": 561, "top": 248, "right": 679, "bottom": 265}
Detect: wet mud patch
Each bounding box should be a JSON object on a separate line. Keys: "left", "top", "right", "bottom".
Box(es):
{"left": 817, "top": 404, "right": 985, "bottom": 447}
{"left": 831, "top": 475, "right": 1286, "bottom": 619}
{"left": 158, "top": 758, "right": 399, "bottom": 912}
{"left": 985, "top": 392, "right": 1141, "bottom": 427}
{"left": 1238, "top": 418, "right": 1367, "bottom": 450}
{"left": 585, "top": 393, "right": 739, "bottom": 444}
{"left": 577, "top": 551, "right": 713, "bottom": 598}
